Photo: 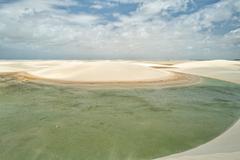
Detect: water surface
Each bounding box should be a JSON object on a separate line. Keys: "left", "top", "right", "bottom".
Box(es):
{"left": 0, "top": 77, "right": 240, "bottom": 160}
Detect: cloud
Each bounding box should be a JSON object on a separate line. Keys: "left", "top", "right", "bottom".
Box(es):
{"left": 137, "top": 0, "right": 191, "bottom": 16}
{"left": 0, "top": 0, "right": 239, "bottom": 59}
{"left": 90, "top": 1, "right": 117, "bottom": 9}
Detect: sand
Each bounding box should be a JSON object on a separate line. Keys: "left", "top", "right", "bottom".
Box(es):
{"left": 0, "top": 60, "right": 238, "bottom": 84}
{"left": 0, "top": 61, "right": 176, "bottom": 83}
{"left": 31, "top": 61, "right": 176, "bottom": 82}
{"left": 172, "top": 60, "right": 240, "bottom": 84}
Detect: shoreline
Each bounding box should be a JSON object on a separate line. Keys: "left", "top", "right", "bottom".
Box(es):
{"left": 0, "top": 71, "right": 201, "bottom": 89}
{"left": 156, "top": 119, "right": 240, "bottom": 160}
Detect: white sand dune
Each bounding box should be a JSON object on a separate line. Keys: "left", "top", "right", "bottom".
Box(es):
{"left": 172, "top": 60, "right": 240, "bottom": 84}
{"left": 0, "top": 59, "right": 238, "bottom": 84}
{"left": 0, "top": 60, "right": 238, "bottom": 83}
{"left": 0, "top": 60, "right": 175, "bottom": 83}
{"left": 31, "top": 61, "right": 174, "bottom": 82}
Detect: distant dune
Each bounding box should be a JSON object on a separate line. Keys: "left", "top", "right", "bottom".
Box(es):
{"left": 30, "top": 61, "right": 175, "bottom": 83}
{"left": 0, "top": 60, "right": 191, "bottom": 85}
{"left": 0, "top": 60, "right": 239, "bottom": 84}
{"left": 172, "top": 60, "right": 240, "bottom": 84}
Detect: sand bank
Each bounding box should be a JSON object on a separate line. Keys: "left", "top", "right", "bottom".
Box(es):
{"left": 0, "top": 60, "right": 193, "bottom": 85}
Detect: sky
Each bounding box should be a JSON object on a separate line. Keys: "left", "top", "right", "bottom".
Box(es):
{"left": 0, "top": 0, "right": 239, "bottom": 60}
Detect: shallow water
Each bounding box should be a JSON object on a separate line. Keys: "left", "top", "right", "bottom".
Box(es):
{"left": 0, "top": 77, "right": 240, "bottom": 160}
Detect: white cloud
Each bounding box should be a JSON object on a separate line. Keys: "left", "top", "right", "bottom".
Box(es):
{"left": 110, "top": 0, "right": 145, "bottom": 3}
{"left": 182, "top": 0, "right": 234, "bottom": 32}
{"left": 0, "top": 0, "right": 239, "bottom": 59}
{"left": 137, "top": 0, "right": 191, "bottom": 16}
{"left": 91, "top": 4, "right": 104, "bottom": 9}
{"left": 90, "top": 1, "right": 117, "bottom": 9}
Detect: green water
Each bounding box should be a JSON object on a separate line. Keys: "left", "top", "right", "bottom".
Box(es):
{"left": 0, "top": 77, "right": 240, "bottom": 160}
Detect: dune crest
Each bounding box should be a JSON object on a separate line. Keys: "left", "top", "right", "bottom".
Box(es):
{"left": 30, "top": 61, "right": 174, "bottom": 82}
{"left": 0, "top": 61, "right": 180, "bottom": 83}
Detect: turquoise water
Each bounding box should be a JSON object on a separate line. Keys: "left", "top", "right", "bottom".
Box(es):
{"left": 0, "top": 77, "right": 240, "bottom": 160}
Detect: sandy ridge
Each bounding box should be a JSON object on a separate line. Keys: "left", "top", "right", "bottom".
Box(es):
{"left": 0, "top": 61, "right": 199, "bottom": 87}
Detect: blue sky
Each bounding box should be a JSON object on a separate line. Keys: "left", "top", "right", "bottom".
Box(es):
{"left": 53, "top": 0, "right": 139, "bottom": 22}
{"left": 0, "top": 0, "right": 239, "bottom": 59}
